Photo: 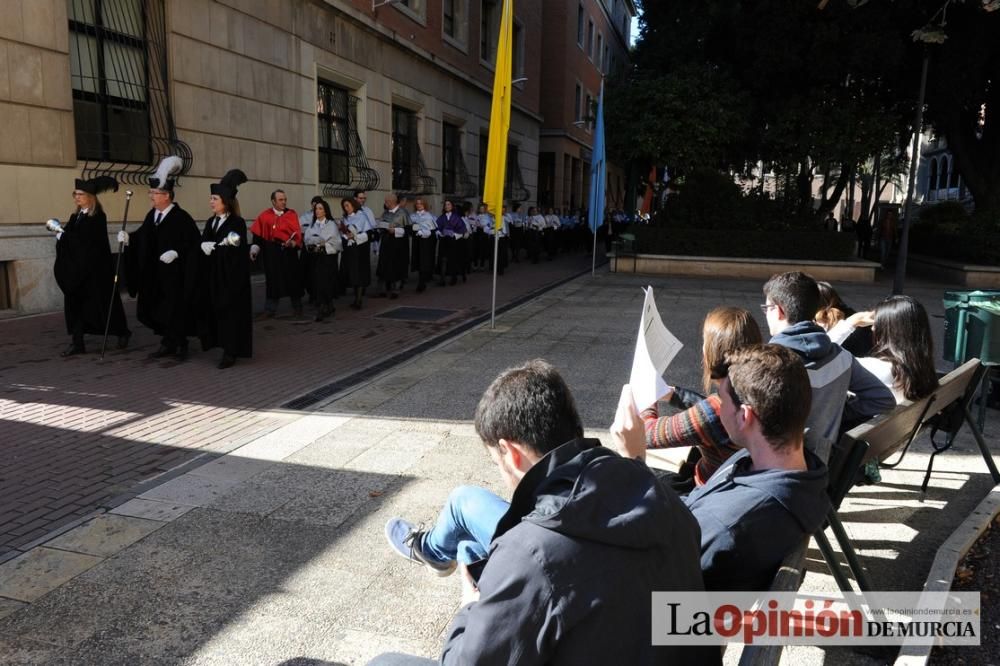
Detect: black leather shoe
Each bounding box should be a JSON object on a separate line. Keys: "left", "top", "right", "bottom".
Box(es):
{"left": 149, "top": 345, "right": 174, "bottom": 359}
{"left": 217, "top": 355, "right": 235, "bottom": 370}
{"left": 174, "top": 347, "right": 188, "bottom": 362}
{"left": 61, "top": 343, "right": 86, "bottom": 357}
{"left": 117, "top": 333, "right": 131, "bottom": 349}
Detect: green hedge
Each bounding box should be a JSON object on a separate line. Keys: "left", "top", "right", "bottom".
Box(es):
{"left": 631, "top": 227, "right": 857, "bottom": 261}
{"left": 910, "top": 229, "right": 1000, "bottom": 265}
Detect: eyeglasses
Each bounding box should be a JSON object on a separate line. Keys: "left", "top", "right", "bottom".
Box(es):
{"left": 759, "top": 303, "right": 778, "bottom": 313}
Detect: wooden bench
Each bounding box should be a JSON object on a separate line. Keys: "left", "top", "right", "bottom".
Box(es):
{"left": 815, "top": 358, "right": 1000, "bottom": 592}
{"left": 735, "top": 539, "right": 810, "bottom": 666}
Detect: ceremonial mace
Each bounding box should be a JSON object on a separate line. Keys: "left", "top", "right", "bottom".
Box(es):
{"left": 100, "top": 189, "right": 134, "bottom": 360}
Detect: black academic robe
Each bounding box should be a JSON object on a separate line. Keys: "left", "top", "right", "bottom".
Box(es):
{"left": 198, "top": 215, "right": 252, "bottom": 358}
{"left": 124, "top": 205, "right": 200, "bottom": 345}
{"left": 253, "top": 235, "right": 304, "bottom": 301}
{"left": 54, "top": 208, "right": 130, "bottom": 338}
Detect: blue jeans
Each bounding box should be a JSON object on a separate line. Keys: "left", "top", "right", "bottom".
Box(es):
{"left": 421, "top": 485, "right": 509, "bottom": 565}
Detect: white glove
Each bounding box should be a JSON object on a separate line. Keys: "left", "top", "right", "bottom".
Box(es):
{"left": 355, "top": 231, "right": 368, "bottom": 245}
{"left": 56, "top": 231, "right": 63, "bottom": 241}
{"left": 118, "top": 230, "right": 129, "bottom": 245}
{"left": 249, "top": 244, "right": 260, "bottom": 260}
{"left": 200, "top": 241, "right": 216, "bottom": 256}
{"left": 419, "top": 230, "right": 431, "bottom": 239}
{"left": 412, "top": 224, "right": 420, "bottom": 232}
{"left": 159, "top": 250, "right": 178, "bottom": 264}
{"left": 393, "top": 227, "right": 405, "bottom": 238}
{"left": 347, "top": 238, "right": 356, "bottom": 247}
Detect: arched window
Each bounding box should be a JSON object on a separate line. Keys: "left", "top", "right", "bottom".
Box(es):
{"left": 939, "top": 157, "right": 949, "bottom": 191}
{"left": 928, "top": 158, "right": 938, "bottom": 193}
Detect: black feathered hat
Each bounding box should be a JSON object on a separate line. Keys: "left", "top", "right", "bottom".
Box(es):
{"left": 210, "top": 169, "right": 248, "bottom": 200}
{"left": 74, "top": 176, "right": 119, "bottom": 196}
{"left": 149, "top": 156, "right": 184, "bottom": 192}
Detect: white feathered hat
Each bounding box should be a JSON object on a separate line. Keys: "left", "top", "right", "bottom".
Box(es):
{"left": 149, "top": 155, "right": 184, "bottom": 192}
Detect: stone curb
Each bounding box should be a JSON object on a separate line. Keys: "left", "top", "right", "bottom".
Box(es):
{"left": 895, "top": 484, "right": 1000, "bottom": 665}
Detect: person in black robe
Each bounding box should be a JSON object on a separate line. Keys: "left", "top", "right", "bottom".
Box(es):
{"left": 51, "top": 176, "right": 131, "bottom": 356}
{"left": 198, "top": 169, "right": 252, "bottom": 370}
{"left": 121, "top": 156, "right": 200, "bottom": 361}
{"left": 339, "top": 197, "right": 372, "bottom": 310}
{"left": 375, "top": 193, "right": 410, "bottom": 298}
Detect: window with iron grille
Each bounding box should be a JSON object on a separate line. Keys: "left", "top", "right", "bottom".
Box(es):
{"left": 317, "top": 81, "right": 351, "bottom": 187}
{"left": 69, "top": 0, "right": 151, "bottom": 164}
{"left": 479, "top": 131, "right": 489, "bottom": 192}
{"left": 392, "top": 106, "right": 417, "bottom": 192}
{"left": 442, "top": 122, "right": 459, "bottom": 195}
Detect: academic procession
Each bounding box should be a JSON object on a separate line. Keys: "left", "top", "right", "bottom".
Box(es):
{"left": 8, "top": 0, "right": 997, "bottom": 664}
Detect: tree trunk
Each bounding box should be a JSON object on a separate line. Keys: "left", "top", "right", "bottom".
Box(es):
{"left": 939, "top": 98, "right": 1000, "bottom": 216}
{"left": 814, "top": 164, "right": 852, "bottom": 224}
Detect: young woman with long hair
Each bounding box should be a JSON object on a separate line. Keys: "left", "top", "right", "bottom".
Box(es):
{"left": 828, "top": 295, "right": 937, "bottom": 403}
{"left": 637, "top": 306, "right": 763, "bottom": 491}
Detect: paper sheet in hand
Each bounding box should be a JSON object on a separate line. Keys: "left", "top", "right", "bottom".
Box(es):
{"left": 629, "top": 287, "right": 683, "bottom": 410}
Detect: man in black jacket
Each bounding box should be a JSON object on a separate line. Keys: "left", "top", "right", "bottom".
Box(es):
{"left": 122, "top": 156, "right": 200, "bottom": 361}
{"left": 384, "top": 360, "right": 718, "bottom": 665}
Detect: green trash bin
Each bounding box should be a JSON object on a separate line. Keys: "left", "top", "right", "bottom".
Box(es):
{"left": 943, "top": 290, "right": 1000, "bottom": 365}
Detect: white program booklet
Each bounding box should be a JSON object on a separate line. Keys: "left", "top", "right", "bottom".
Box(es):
{"left": 629, "top": 287, "right": 683, "bottom": 410}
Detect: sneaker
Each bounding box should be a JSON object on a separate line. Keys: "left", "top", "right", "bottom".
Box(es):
{"left": 384, "top": 518, "right": 456, "bottom": 577}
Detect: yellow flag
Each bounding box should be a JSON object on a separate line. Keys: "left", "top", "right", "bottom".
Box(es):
{"left": 482, "top": 0, "right": 513, "bottom": 230}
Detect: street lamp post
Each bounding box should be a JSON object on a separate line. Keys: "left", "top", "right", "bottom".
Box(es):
{"left": 893, "top": 50, "right": 930, "bottom": 296}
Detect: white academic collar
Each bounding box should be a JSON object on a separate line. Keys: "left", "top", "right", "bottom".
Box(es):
{"left": 272, "top": 208, "right": 286, "bottom": 217}
{"left": 155, "top": 203, "right": 174, "bottom": 218}
{"left": 315, "top": 216, "right": 328, "bottom": 224}
{"left": 389, "top": 206, "right": 399, "bottom": 213}
{"left": 216, "top": 213, "right": 229, "bottom": 223}
{"left": 79, "top": 208, "right": 89, "bottom": 215}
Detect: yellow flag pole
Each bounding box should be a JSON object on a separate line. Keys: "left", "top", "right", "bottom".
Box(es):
{"left": 484, "top": 0, "right": 513, "bottom": 330}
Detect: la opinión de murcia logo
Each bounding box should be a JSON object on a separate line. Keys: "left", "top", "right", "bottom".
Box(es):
{"left": 651, "top": 591, "right": 980, "bottom": 646}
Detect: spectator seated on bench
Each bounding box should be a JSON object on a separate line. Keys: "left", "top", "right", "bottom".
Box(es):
{"left": 635, "top": 306, "right": 762, "bottom": 493}
{"left": 612, "top": 345, "right": 830, "bottom": 592}
{"left": 383, "top": 360, "right": 720, "bottom": 666}
{"left": 826, "top": 295, "right": 938, "bottom": 407}
{"left": 763, "top": 272, "right": 895, "bottom": 463}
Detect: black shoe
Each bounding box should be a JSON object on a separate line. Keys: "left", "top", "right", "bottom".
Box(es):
{"left": 61, "top": 343, "right": 85, "bottom": 357}
{"left": 217, "top": 355, "right": 235, "bottom": 370}
{"left": 117, "top": 333, "right": 131, "bottom": 350}
{"left": 416, "top": 283, "right": 426, "bottom": 293}
{"left": 449, "top": 277, "right": 457, "bottom": 286}
{"left": 174, "top": 347, "right": 188, "bottom": 362}
{"left": 437, "top": 279, "right": 446, "bottom": 287}
{"left": 389, "top": 292, "right": 399, "bottom": 300}
{"left": 462, "top": 275, "right": 467, "bottom": 283}
{"left": 149, "top": 345, "right": 174, "bottom": 359}
{"left": 350, "top": 301, "right": 361, "bottom": 310}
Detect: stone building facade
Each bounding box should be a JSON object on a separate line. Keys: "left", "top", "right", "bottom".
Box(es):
{"left": 536, "top": 0, "right": 635, "bottom": 214}
{"left": 0, "top": 0, "right": 551, "bottom": 314}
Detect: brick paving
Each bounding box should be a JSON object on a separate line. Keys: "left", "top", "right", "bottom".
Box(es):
{"left": 0, "top": 251, "right": 595, "bottom": 559}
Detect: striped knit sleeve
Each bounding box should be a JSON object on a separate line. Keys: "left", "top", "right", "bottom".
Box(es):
{"left": 641, "top": 394, "right": 728, "bottom": 451}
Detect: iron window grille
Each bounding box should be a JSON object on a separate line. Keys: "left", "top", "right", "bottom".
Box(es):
{"left": 391, "top": 106, "right": 436, "bottom": 195}
{"left": 68, "top": 0, "right": 191, "bottom": 184}
{"left": 442, "top": 123, "right": 476, "bottom": 199}
{"left": 318, "top": 84, "right": 380, "bottom": 197}
{"left": 504, "top": 144, "right": 530, "bottom": 203}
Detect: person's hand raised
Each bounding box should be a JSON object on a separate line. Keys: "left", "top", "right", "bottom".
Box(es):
{"left": 609, "top": 385, "right": 646, "bottom": 461}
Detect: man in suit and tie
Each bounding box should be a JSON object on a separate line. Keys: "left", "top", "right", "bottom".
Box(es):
{"left": 120, "top": 156, "right": 201, "bottom": 361}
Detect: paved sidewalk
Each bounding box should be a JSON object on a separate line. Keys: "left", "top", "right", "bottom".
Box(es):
{"left": 0, "top": 251, "right": 594, "bottom": 560}
{"left": 0, "top": 270, "right": 996, "bottom": 665}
